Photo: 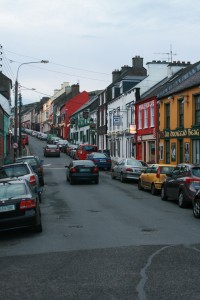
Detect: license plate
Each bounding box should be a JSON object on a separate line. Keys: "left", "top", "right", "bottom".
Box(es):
{"left": 0, "top": 205, "right": 15, "bottom": 213}
{"left": 79, "top": 168, "right": 90, "bottom": 172}
{"left": 100, "top": 159, "right": 106, "bottom": 162}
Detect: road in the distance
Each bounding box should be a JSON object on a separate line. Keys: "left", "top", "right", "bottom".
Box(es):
{"left": 0, "top": 136, "right": 200, "bottom": 300}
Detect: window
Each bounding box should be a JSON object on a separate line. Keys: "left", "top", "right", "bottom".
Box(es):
{"left": 179, "top": 100, "right": 184, "bottom": 127}
{"left": 165, "top": 103, "right": 170, "bottom": 129}
{"left": 144, "top": 109, "right": 148, "bottom": 128}
{"left": 150, "top": 105, "right": 154, "bottom": 127}
{"left": 138, "top": 110, "right": 142, "bottom": 129}
{"left": 195, "top": 95, "right": 200, "bottom": 125}
{"left": 165, "top": 140, "right": 170, "bottom": 164}
{"left": 193, "top": 140, "right": 200, "bottom": 164}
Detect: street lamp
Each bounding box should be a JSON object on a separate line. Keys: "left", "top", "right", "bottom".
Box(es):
{"left": 14, "top": 60, "right": 49, "bottom": 159}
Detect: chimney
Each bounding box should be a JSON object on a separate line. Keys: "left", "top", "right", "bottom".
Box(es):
{"left": 71, "top": 84, "right": 80, "bottom": 97}
{"left": 112, "top": 69, "right": 121, "bottom": 82}
{"left": 132, "top": 55, "right": 144, "bottom": 68}
{"left": 121, "top": 65, "right": 130, "bottom": 74}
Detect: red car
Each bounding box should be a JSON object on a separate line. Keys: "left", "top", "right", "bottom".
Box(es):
{"left": 75, "top": 144, "right": 98, "bottom": 160}
{"left": 21, "top": 134, "right": 29, "bottom": 145}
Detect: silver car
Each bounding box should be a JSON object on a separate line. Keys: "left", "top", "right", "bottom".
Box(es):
{"left": 0, "top": 162, "right": 42, "bottom": 202}
{"left": 111, "top": 158, "right": 148, "bottom": 183}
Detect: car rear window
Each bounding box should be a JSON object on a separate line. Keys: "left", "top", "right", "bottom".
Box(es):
{"left": 46, "top": 145, "right": 58, "bottom": 149}
{"left": 191, "top": 167, "right": 200, "bottom": 177}
{"left": 0, "top": 165, "right": 29, "bottom": 178}
{"left": 160, "top": 166, "right": 175, "bottom": 174}
{"left": 82, "top": 146, "right": 97, "bottom": 152}
{"left": 17, "top": 158, "right": 38, "bottom": 166}
{"left": 0, "top": 183, "right": 26, "bottom": 198}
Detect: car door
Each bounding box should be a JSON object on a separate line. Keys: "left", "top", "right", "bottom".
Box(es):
{"left": 140, "top": 166, "right": 153, "bottom": 188}
{"left": 166, "top": 166, "right": 181, "bottom": 198}
{"left": 115, "top": 159, "right": 125, "bottom": 179}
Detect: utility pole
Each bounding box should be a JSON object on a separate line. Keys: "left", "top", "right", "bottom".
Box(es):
{"left": 18, "top": 93, "right": 22, "bottom": 156}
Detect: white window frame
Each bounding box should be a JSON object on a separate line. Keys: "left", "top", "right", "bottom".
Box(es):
{"left": 144, "top": 109, "right": 148, "bottom": 128}
{"left": 150, "top": 105, "right": 154, "bottom": 127}
{"left": 138, "top": 110, "right": 142, "bottom": 129}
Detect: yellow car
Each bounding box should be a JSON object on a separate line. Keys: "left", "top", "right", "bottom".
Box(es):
{"left": 138, "top": 164, "right": 175, "bottom": 195}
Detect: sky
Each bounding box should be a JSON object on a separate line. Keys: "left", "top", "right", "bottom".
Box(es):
{"left": 1, "top": 0, "right": 200, "bottom": 105}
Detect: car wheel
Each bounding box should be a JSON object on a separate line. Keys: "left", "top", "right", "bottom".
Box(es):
{"left": 40, "top": 179, "right": 44, "bottom": 186}
{"left": 178, "top": 191, "right": 187, "bottom": 208}
{"left": 111, "top": 171, "right": 116, "bottom": 179}
{"left": 161, "top": 186, "right": 168, "bottom": 201}
{"left": 33, "top": 219, "right": 43, "bottom": 233}
{"left": 69, "top": 177, "right": 74, "bottom": 185}
{"left": 120, "top": 173, "right": 125, "bottom": 183}
{"left": 138, "top": 179, "right": 143, "bottom": 190}
{"left": 151, "top": 184, "right": 157, "bottom": 195}
{"left": 193, "top": 198, "right": 200, "bottom": 218}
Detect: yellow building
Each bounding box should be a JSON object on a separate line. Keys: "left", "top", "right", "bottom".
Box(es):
{"left": 158, "top": 61, "right": 200, "bottom": 165}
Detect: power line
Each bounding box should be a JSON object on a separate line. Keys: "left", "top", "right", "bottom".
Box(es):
{"left": 4, "top": 48, "right": 110, "bottom": 76}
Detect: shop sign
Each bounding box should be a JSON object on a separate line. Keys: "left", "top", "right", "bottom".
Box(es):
{"left": 113, "top": 116, "right": 121, "bottom": 126}
{"left": 163, "top": 128, "right": 200, "bottom": 138}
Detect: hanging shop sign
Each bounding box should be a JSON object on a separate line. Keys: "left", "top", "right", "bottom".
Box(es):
{"left": 113, "top": 116, "right": 121, "bottom": 126}
{"left": 129, "top": 124, "right": 136, "bottom": 134}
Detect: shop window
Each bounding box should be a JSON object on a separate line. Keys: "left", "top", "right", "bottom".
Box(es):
{"left": 193, "top": 140, "right": 200, "bottom": 164}
{"left": 165, "top": 140, "right": 170, "bottom": 164}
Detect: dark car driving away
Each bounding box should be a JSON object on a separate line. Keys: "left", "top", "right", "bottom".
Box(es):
{"left": 65, "top": 160, "right": 99, "bottom": 184}
{"left": 87, "top": 152, "right": 112, "bottom": 170}
{"left": 0, "top": 178, "right": 42, "bottom": 233}
{"left": 43, "top": 144, "right": 60, "bottom": 157}
{"left": 161, "top": 163, "right": 200, "bottom": 208}
{"left": 16, "top": 155, "right": 44, "bottom": 186}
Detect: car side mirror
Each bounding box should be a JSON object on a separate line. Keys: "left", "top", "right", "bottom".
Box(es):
{"left": 65, "top": 165, "right": 69, "bottom": 168}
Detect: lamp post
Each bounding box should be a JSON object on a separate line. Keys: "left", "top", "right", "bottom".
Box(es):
{"left": 14, "top": 60, "right": 49, "bottom": 159}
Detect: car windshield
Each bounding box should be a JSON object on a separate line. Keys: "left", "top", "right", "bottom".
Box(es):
{"left": 0, "top": 183, "right": 27, "bottom": 199}
{"left": 17, "top": 158, "right": 38, "bottom": 167}
{"left": 0, "top": 165, "right": 29, "bottom": 178}
{"left": 46, "top": 145, "right": 58, "bottom": 149}
{"left": 161, "top": 166, "right": 175, "bottom": 174}
{"left": 191, "top": 167, "right": 200, "bottom": 177}
{"left": 82, "top": 146, "right": 97, "bottom": 151}
{"left": 90, "top": 153, "right": 107, "bottom": 158}
{"left": 127, "top": 159, "right": 143, "bottom": 167}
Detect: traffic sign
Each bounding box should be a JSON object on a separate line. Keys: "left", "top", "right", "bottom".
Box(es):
{"left": 12, "top": 143, "right": 18, "bottom": 149}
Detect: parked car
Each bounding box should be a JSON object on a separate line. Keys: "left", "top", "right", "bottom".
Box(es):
{"left": 87, "top": 152, "right": 112, "bottom": 170}
{"left": 161, "top": 163, "right": 200, "bottom": 208}
{"left": 0, "top": 162, "right": 42, "bottom": 202}
{"left": 43, "top": 144, "right": 60, "bottom": 157}
{"left": 21, "top": 133, "right": 29, "bottom": 145}
{"left": 15, "top": 155, "right": 44, "bottom": 186}
{"left": 56, "top": 140, "right": 69, "bottom": 151}
{"left": 138, "top": 164, "right": 175, "bottom": 195}
{"left": 65, "top": 144, "right": 79, "bottom": 157}
{"left": 0, "top": 178, "right": 42, "bottom": 233}
{"left": 65, "top": 160, "right": 99, "bottom": 184}
{"left": 75, "top": 144, "right": 98, "bottom": 160}
{"left": 111, "top": 158, "right": 148, "bottom": 183}
{"left": 192, "top": 189, "right": 200, "bottom": 218}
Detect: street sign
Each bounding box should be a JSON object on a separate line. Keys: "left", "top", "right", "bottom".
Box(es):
{"left": 12, "top": 143, "right": 18, "bottom": 149}
{"left": 113, "top": 116, "right": 121, "bottom": 126}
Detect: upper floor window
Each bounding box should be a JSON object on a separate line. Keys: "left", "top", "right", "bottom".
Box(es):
{"left": 150, "top": 105, "right": 154, "bottom": 127}
{"left": 179, "top": 99, "right": 184, "bottom": 127}
{"left": 165, "top": 103, "right": 170, "bottom": 129}
{"left": 144, "top": 109, "right": 148, "bottom": 128}
{"left": 195, "top": 94, "right": 200, "bottom": 125}
{"left": 138, "top": 110, "right": 142, "bottom": 129}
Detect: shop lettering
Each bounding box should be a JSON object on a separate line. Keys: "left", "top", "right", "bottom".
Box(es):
{"left": 164, "top": 128, "right": 200, "bottom": 138}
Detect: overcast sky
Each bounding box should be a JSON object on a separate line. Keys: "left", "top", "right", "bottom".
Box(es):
{"left": 1, "top": 0, "right": 200, "bottom": 104}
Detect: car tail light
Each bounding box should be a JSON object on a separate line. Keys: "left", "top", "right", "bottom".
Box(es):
{"left": 29, "top": 175, "right": 36, "bottom": 185}
{"left": 93, "top": 167, "right": 99, "bottom": 173}
{"left": 108, "top": 159, "right": 111, "bottom": 162}
{"left": 184, "top": 177, "right": 200, "bottom": 184}
{"left": 20, "top": 199, "right": 36, "bottom": 210}
{"left": 70, "top": 167, "right": 77, "bottom": 173}
{"left": 38, "top": 166, "right": 43, "bottom": 172}
{"left": 156, "top": 167, "right": 161, "bottom": 178}
{"left": 126, "top": 168, "right": 133, "bottom": 172}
